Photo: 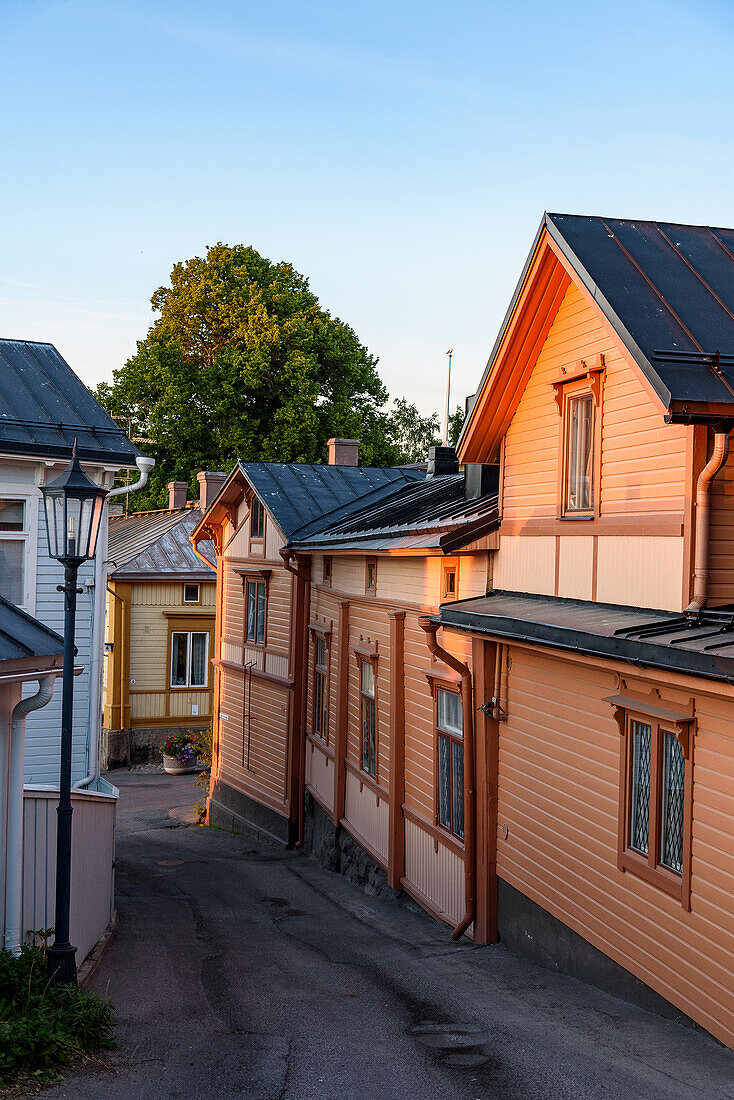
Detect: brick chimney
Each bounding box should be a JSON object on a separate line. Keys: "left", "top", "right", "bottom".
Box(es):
{"left": 168, "top": 481, "right": 188, "bottom": 510}
{"left": 197, "top": 470, "right": 227, "bottom": 512}
{"left": 327, "top": 438, "right": 360, "bottom": 466}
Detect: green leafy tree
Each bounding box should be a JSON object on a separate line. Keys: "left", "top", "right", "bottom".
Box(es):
{"left": 95, "top": 244, "right": 400, "bottom": 509}
{"left": 448, "top": 404, "right": 465, "bottom": 448}
{"left": 385, "top": 397, "right": 441, "bottom": 464}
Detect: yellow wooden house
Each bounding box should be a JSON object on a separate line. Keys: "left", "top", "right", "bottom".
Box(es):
{"left": 101, "top": 473, "right": 221, "bottom": 768}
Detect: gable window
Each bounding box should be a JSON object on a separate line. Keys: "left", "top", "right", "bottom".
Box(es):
{"left": 312, "top": 634, "right": 329, "bottom": 742}
{"left": 606, "top": 690, "right": 693, "bottom": 907}
{"left": 564, "top": 392, "right": 594, "bottom": 513}
{"left": 183, "top": 582, "right": 200, "bottom": 604}
{"left": 360, "top": 659, "right": 377, "bottom": 777}
{"left": 442, "top": 561, "right": 458, "bottom": 600}
{"left": 436, "top": 687, "right": 464, "bottom": 840}
{"left": 245, "top": 579, "right": 267, "bottom": 645}
{"left": 365, "top": 557, "right": 377, "bottom": 596}
{"left": 552, "top": 356, "right": 604, "bottom": 520}
{"left": 323, "top": 555, "right": 332, "bottom": 587}
{"left": 170, "top": 631, "right": 209, "bottom": 688}
{"left": 0, "top": 499, "right": 26, "bottom": 607}
{"left": 250, "top": 498, "right": 265, "bottom": 540}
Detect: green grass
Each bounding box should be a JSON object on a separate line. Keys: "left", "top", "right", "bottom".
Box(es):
{"left": 0, "top": 944, "right": 115, "bottom": 1088}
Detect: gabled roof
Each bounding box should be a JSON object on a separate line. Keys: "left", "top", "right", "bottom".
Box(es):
{"left": 0, "top": 595, "right": 63, "bottom": 662}
{"left": 237, "top": 461, "right": 423, "bottom": 539}
{"left": 109, "top": 507, "right": 215, "bottom": 580}
{"left": 0, "top": 339, "right": 139, "bottom": 466}
{"left": 460, "top": 213, "right": 734, "bottom": 461}
{"left": 289, "top": 471, "right": 498, "bottom": 553}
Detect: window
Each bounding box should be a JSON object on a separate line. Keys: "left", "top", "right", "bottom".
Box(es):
{"left": 0, "top": 499, "right": 26, "bottom": 607}
{"left": 245, "top": 579, "right": 267, "bottom": 645}
{"left": 365, "top": 557, "right": 377, "bottom": 595}
{"left": 360, "top": 659, "right": 377, "bottom": 777}
{"left": 250, "top": 497, "right": 265, "bottom": 539}
{"left": 442, "top": 562, "right": 457, "bottom": 600}
{"left": 436, "top": 687, "right": 464, "bottom": 840}
{"left": 612, "top": 700, "right": 693, "bottom": 906}
{"left": 564, "top": 392, "right": 594, "bottom": 513}
{"left": 312, "top": 634, "right": 329, "bottom": 741}
{"left": 323, "top": 555, "right": 332, "bottom": 587}
{"left": 170, "top": 631, "right": 209, "bottom": 688}
{"left": 183, "top": 583, "right": 200, "bottom": 603}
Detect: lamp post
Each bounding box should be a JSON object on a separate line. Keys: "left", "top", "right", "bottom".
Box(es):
{"left": 41, "top": 442, "right": 107, "bottom": 983}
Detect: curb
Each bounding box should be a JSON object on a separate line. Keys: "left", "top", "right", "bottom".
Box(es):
{"left": 78, "top": 910, "right": 118, "bottom": 988}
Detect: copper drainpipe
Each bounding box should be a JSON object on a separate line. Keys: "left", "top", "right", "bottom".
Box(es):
{"left": 686, "top": 429, "right": 730, "bottom": 614}
{"left": 418, "top": 617, "right": 476, "bottom": 941}
{"left": 191, "top": 535, "right": 217, "bottom": 573}
{"left": 280, "top": 548, "right": 311, "bottom": 846}
{"left": 492, "top": 642, "right": 504, "bottom": 722}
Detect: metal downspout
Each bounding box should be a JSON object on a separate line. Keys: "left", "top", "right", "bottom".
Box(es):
{"left": 5, "top": 676, "right": 56, "bottom": 952}
{"left": 686, "top": 430, "right": 730, "bottom": 613}
{"left": 418, "top": 617, "right": 476, "bottom": 941}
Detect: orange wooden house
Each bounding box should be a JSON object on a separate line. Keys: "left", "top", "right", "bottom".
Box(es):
{"left": 437, "top": 213, "right": 734, "bottom": 1047}
{"left": 193, "top": 213, "right": 734, "bottom": 1048}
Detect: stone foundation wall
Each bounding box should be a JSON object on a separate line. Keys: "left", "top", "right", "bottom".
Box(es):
{"left": 303, "top": 793, "right": 392, "bottom": 898}
{"left": 102, "top": 724, "right": 209, "bottom": 770}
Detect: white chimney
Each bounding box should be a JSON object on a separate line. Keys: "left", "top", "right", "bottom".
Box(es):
{"left": 327, "top": 438, "right": 359, "bottom": 466}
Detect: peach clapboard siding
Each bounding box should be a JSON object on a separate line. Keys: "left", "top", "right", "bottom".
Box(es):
{"left": 496, "top": 643, "right": 734, "bottom": 1048}
{"left": 501, "top": 280, "right": 687, "bottom": 522}
{"left": 495, "top": 278, "right": 687, "bottom": 608}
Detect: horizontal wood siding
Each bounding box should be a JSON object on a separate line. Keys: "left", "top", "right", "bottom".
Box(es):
{"left": 497, "top": 279, "right": 687, "bottom": 605}
{"left": 497, "top": 644, "right": 734, "bottom": 1046}
{"left": 707, "top": 450, "right": 734, "bottom": 606}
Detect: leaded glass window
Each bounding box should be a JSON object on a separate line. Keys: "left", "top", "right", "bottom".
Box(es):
{"left": 661, "top": 732, "right": 685, "bottom": 874}
{"left": 630, "top": 721, "right": 651, "bottom": 856}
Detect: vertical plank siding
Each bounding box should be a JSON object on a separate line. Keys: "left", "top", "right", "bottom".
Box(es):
{"left": 22, "top": 789, "right": 115, "bottom": 965}
{"left": 496, "top": 643, "right": 734, "bottom": 1047}
{"left": 404, "top": 819, "right": 464, "bottom": 925}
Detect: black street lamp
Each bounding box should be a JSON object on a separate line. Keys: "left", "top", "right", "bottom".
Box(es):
{"left": 41, "top": 442, "right": 107, "bottom": 983}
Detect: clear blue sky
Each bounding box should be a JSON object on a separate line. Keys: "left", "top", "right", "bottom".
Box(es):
{"left": 2, "top": 0, "right": 733, "bottom": 419}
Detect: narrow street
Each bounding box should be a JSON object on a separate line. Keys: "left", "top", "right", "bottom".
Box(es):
{"left": 44, "top": 772, "right": 734, "bottom": 1100}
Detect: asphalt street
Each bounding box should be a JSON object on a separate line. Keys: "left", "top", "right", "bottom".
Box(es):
{"left": 40, "top": 770, "right": 734, "bottom": 1100}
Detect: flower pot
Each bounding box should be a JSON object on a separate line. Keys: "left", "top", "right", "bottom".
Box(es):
{"left": 162, "top": 753, "right": 202, "bottom": 775}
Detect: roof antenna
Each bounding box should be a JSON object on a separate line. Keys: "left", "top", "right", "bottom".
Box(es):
{"left": 443, "top": 348, "right": 453, "bottom": 446}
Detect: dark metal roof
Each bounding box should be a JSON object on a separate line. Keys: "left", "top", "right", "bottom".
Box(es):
{"left": 0, "top": 340, "right": 139, "bottom": 465}
{"left": 240, "top": 461, "right": 423, "bottom": 539}
{"left": 545, "top": 214, "right": 734, "bottom": 414}
{"left": 109, "top": 507, "right": 215, "bottom": 579}
{"left": 0, "top": 595, "right": 63, "bottom": 662}
{"left": 290, "top": 472, "right": 499, "bottom": 552}
{"left": 437, "top": 591, "right": 734, "bottom": 684}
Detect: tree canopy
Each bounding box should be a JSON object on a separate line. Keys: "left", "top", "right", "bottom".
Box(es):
{"left": 95, "top": 244, "right": 468, "bottom": 509}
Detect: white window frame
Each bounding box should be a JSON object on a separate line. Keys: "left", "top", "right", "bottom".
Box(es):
{"left": 170, "top": 630, "right": 210, "bottom": 689}
{"left": 183, "top": 582, "right": 200, "bottom": 604}
{"left": 0, "top": 490, "right": 38, "bottom": 612}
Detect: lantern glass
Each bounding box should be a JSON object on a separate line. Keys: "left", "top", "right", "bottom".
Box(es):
{"left": 41, "top": 450, "right": 108, "bottom": 563}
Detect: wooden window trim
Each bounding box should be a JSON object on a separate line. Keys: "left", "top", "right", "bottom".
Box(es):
{"left": 441, "top": 559, "right": 458, "bottom": 600}
{"left": 606, "top": 690, "right": 694, "bottom": 909}
{"left": 182, "top": 582, "right": 200, "bottom": 604}
{"left": 323, "top": 555, "right": 333, "bottom": 587}
{"left": 243, "top": 574, "right": 269, "bottom": 649}
{"left": 310, "top": 628, "right": 331, "bottom": 745}
{"left": 423, "top": 662, "right": 463, "bottom": 688}
{"left": 432, "top": 683, "right": 464, "bottom": 841}
{"left": 553, "top": 356, "right": 604, "bottom": 521}
{"left": 249, "top": 496, "right": 266, "bottom": 542}
{"left": 309, "top": 619, "right": 332, "bottom": 637}
{"left": 356, "top": 651, "right": 378, "bottom": 780}
{"left": 365, "top": 557, "right": 377, "bottom": 596}
{"left": 169, "top": 628, "right": 210, "bottom": 690}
